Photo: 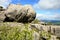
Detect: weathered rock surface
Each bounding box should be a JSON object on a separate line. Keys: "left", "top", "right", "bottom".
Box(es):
{"left": 31, "top": 24, "right": 60, "bottom": 40}
{"left": 0, "top": 4, "right": 36, "bottom": 23}
{"left": 4, "top": 4, "right": 36, "bottom": 23}
{"left": 0, "top": 22, "right": 60, "bottom": 40}
{"left": 0, "top": 11, "right": 6, "bottom": 22}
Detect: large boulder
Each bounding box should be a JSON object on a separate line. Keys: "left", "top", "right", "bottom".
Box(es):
{"left": 15, "top": 5, "right": 36, "bottom": 23}
{"left": 4, "top": 4, "right": 23, "bottom": 22}
{"left": 4, "top": 4, "right": 36, "bottom": 23}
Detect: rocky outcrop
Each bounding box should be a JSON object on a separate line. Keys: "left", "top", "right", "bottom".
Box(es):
{"left": 0, "top": 11, "right": 6, "bottom": 22}
{"left": 31, "top": 24, "right": 60, "bottom": 40}
{"left": 0, "top": 22, "right": 59, "bottom": 40}
{"left": 0, "top": 4, "right": 36, "bottom": 23}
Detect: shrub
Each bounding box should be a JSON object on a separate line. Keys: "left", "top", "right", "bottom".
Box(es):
{"left": 32, "top": 19, "right": 40, "bottom": 23}
{"left": 0, "top": 23, "right": 34, "bottom": 40}
{"left": 40, "top": 31, "right": 51, "bottom": 40}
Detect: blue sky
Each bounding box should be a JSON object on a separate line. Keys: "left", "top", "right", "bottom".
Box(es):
{"left": 0, "top": 0, "right": 60, "bottom": 20}
{"left": 11, "top": 0, "right": 39, "bottom": 5}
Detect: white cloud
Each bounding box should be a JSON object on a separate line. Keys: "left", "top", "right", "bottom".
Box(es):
{"left": 33, "top": 0, "right": 60, "bottom": 10}
{"left": 36, "top": 12, "right": 60, "bottom": 20}
{"left": 0, "top": 0, "right": 12, "bottom": 8}
{"left": 34, "top": 0, "right": 60, "bottom": 20}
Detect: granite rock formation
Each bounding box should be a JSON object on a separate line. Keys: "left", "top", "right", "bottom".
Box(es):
{"left": 0, "top": 4, "right": 36, "bottom": 23}
{"left": 0, "top": 22, "right": 59, "bottom": 40}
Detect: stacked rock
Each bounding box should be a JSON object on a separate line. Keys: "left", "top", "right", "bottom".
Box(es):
{"left": 0, "top": 4, "right": 36, "bottom": 23}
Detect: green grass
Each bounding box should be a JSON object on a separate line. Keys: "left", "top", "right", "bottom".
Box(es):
{"left": 32, "top": 19, "right": 40, "bottom": 24}
{"left": 0, "top": 23, "right": 34, "bottom": 40}
{"left": 0, "top": 23, "right": 52, "bottom": 40}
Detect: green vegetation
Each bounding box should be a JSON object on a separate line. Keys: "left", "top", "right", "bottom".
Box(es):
{"left": 31, "top": 25, "right": 51, "bottom": 40}
{"left": 47, "top": 22, "right": 60, "bottom": 25}
{"left": 0, "top": 22, "right": 52, "bottom": 40}
{"left": 40, "top": 31, "right": 51, "bottom": 40}
{"left": 32, "top": 19, "right": 40, "bottom": 23}
{"left": 47, "top": 22, "right": 52, "bottom": 25}
{"left": 52, "top": 22, "right": 60, "bottom": 25}
{"left": 0, "top": 6, "right": 3, "bottom": 11}
{"left": 0, "top": 23, "right": 34, "bottom": 40}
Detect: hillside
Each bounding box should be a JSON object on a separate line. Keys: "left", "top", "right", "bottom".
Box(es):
{"left": 0, "top": 22, "right": 60, "bottom": 40}
{"left": 40, "top": 20, "right": 60, "bottom": 25}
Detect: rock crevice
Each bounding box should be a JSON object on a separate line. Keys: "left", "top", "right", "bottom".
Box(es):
{"left": 0, "top": 4, "right": 36, "bottom": 23}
